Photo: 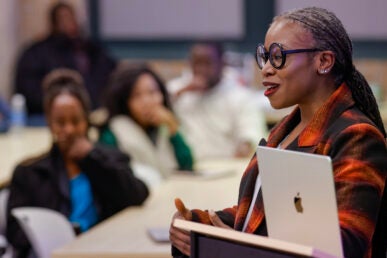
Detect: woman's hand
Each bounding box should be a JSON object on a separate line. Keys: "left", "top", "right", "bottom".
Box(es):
{"left": 147, "top": 106, "right": 179, "bottom": 135}
{"left": 67, "top": 137, "right": 93, "bottom": 160}
{"left": 169, "top": 198, "right": 192, "bottom": 256}
{"left": 169, "top": 198, "right": 232, "bottom": 256}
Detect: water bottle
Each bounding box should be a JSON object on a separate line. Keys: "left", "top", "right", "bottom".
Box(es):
{"left": 10, "top": 94, "right": 27, "bottom": 132}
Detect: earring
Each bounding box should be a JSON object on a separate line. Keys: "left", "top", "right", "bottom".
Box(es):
{"left": 319, "top": 69, "right": 328, "bottom": 74}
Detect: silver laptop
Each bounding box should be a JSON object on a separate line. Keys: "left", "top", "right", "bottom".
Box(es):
{"left": 256, "top": 146, "right": 343, "bottom": 258}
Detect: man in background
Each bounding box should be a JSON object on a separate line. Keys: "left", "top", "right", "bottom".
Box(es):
{"left": 14, "top": 2, "right": 116, "bottom": 124}
{"left": 168, "top": 43, "right": 267, "bottom": 160}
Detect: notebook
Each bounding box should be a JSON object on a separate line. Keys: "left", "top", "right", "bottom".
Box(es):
{"left": 256, "top": 146, "right": 343, "bottom": 258}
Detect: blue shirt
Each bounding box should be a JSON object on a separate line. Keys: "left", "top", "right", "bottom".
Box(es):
{"left": 69, "top": 173, "right": 98, "bottom": 232}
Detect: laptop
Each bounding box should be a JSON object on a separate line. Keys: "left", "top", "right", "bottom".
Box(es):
{"left": 256, "top": 146, "right": 344, "bottom": 258}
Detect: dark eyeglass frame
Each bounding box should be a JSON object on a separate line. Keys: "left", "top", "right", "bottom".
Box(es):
{"left": 256, "top": 42, "right": 322, "bottom": 70}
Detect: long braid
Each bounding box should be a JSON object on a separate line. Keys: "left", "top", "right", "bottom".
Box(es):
{"left": 349, "top": 68, "right": 386, "bottom": 137}
{"left": 276, "top": 7, "right": 386, "bottom": 137}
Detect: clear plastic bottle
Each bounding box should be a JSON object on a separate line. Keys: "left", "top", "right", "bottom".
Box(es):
{"left": 10, "top": 94, "right": 27, "bottom": 132}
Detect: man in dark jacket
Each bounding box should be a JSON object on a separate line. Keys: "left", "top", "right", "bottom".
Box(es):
{"left": 14, "top": 2, "right": 116, "bottom": 118}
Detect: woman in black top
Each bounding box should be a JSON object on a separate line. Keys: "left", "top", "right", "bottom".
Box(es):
{"left": 7, "top": 68, "right": 149, "bottom": 258}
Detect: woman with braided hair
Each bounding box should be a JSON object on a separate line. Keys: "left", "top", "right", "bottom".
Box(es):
{"left": 169, "top": 6, "right": 387, "bottom": 258}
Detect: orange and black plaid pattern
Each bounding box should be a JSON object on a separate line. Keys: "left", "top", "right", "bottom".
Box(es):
{"left": 190, "top": 83, "right": 387, "bottom": 258}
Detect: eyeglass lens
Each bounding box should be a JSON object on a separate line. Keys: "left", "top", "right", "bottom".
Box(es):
{"left": 256, "top": 43, "right": 284, "bottom": 70}
{"left": 256, "top": 45, "right": 267, "bottom": 70}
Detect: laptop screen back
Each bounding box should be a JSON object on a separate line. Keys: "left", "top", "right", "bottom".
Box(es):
{"left": 256, "top": 146, "right": 343, "bottom": 258}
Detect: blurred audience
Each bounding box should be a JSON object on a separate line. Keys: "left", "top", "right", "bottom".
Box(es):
{"left": 14, "top": 2, "right": 116, "bottom": 124}
{"left": 99, "top": 64, "right": 194, "bottom": 182}
{"left": 7, "top": 69, "right": 149, "bottom": 258}
{"left": 168, "top": 42, "right": 267, "bottom": 160}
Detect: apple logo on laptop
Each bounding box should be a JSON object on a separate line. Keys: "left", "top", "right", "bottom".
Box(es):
{"left": 294, "top": 192, "right": 303, "bottom": 213}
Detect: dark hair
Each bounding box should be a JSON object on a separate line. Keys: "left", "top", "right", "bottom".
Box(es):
{"left": 43, "top": 68, "right": 91, "bottom": 118}
{"left": 275, "top": 7, "right": 386, "bottom": 137}
{"left": 49, "top": 2, "right": 74, "bottom": 33}
{"left": 105, "top": 63, "right": 172, "bottom": 119}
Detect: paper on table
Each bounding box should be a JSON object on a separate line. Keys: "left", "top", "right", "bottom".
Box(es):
{"left": 173, "top": 168, "right": 235, "bottom": 180}
{"left": 147, "top": 227, "right": 170, "bottom": 243}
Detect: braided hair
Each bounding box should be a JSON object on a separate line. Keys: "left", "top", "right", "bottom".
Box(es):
{"left": 275, "top": 7, "right": 386, "bottom": 137}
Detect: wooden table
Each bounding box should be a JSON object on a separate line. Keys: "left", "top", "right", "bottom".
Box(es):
{"left": 0, "top": 128, "right": 51, "bottom": 188}
{"left": 53, "top": 158, "right": 249, "bottom": 258}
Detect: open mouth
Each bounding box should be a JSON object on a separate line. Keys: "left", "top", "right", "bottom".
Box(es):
{"left": 264, "top": 85, "right": 279, "bottom": 97}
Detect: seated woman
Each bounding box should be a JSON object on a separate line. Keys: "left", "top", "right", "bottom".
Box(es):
{"left": 99, "top": 64, "right": 194, "bottom": 180}
{"left": 6, "top": 68, "right": 149, "bottom": 258}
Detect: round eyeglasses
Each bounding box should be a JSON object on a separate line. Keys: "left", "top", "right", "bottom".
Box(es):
{"left": 256, "top": 43, "right": 322, "bottom": 70}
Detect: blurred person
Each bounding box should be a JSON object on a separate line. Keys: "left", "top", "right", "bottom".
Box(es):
{"left": 7, "top": 69, "right": 149, "bottom": 258}
{"left": 14, "top": 2, "right": 116, "bottom": 124}
{"left": 168, "top": 42, "right": 267, "bottom": 161}
{"left": 169, "top": 7, "right": 387, "bottom": 258}
{"left": 99, "top": 64, "right": 194, "bottom": 180}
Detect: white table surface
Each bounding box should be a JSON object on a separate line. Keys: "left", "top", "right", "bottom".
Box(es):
{"left": 53, "top": 158, "right": 249, "bottom": 258}
{"left": 0, "top": 127, "right": 51, "bottom": 188}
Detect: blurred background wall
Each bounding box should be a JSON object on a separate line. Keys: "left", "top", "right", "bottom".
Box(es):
{"left": 89, "top": 0, "right": 387, "bottom": 59}
{"left": 0, "top": 0, "right": 18, "bottom": 98}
